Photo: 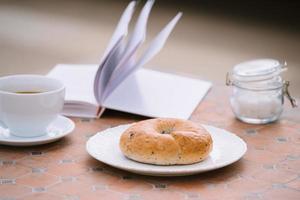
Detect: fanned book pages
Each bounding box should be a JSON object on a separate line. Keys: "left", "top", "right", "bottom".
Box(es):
{"left": 47, "top": 0, "right": 212, "bottom": 119}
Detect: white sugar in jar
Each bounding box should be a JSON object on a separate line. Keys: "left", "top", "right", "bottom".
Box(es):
{"left": 226, "top": 59, "right": 297, "bottom": 124}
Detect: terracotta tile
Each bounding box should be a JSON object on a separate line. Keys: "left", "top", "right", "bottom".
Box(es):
{"left": 266, "top": 142, "right": 300, "bottom": 156}
{"left": 56, "top": 145, "right": 88, "bottom": 160}
{"left": 19, "top": 192, "right": 64, "bottom": 200}
{"left": 169, "top": 178, "right": 205, "bottom": 193}
{"left": 193, "top": 112, "right": 228, "bottom": 126}
{"left": 48, "top": 180, "right": 90, "bottom": 197}
{"left": 241, "top": 134, "right": 271, "bottom": 150}
{"left": 17, "top": 173, "right": 59, "bottom": 187}
{"left": 0, "top": 164, "right": 31, "bottom": 179}
{"left": 77, "top": 171, "right": 120, "bottom": 186}
{"left": 244, "top": 149, "right": 284, "bottom": 165}
{"left": 143, "top": 175, "right": 175, "bottom": 187}
{"left": 277, "top": 158, "right": 300, "bottom": 173}
{"left": 227, "top": 177, "right": 271, "bottom": 193}
{"left": 225, "top": 119, "right": 265, "bottom": 134}
{"left": 0, "top": 184, "right": 31, "bottom": 198}
{"left": 259, "top": 126, "right": 299, "bottom": 142}
{"left": 47, "top": 162, "right": 88, "bottom": 177}
{"left": 82, "top": 156, "right": 105, "bottom": 167}
{"left": 18, "top": 149, "right": 73, "bottom": 168}
{"left": 235, "top": 159, "right": 262, "bottom": 178}
{"left": 18, "top": 156, "right": 55, "bottom": 169}
{"left": 60, "top": 132, "right": 86, "bottom": 145}
{"left": 105, "top": 166, "right": 143, "bottom": 179}
{"left": 261, "top": 188, "right": 300, "bottom": 200}
{"left": 137, "top": 190, "right": 186, "bottom": 200}
{"left": 80, "top": 190, "right": 125, "bottom": 200}
{"left": 108, "top": 178, "right": 153, "bottom": 193}
{"left": 44, "top": 147, "right": 75, "bottom": 161}
{"left": 198, "top": 164, "right": 241, "bottom": 184}
{"left": 0, "top": 148, "right": 28, "bottom": 160}
{"left": 286, "top": 178, "right": 300, "bottom": 191}
{"left": 192, "top": 184, "right": 244, "bottom": 200}
{"left": 253, "top": 168, "right": 298, "bottom": 184}
{"left": 242, "top": 193, "right": 263, "bottom": 200}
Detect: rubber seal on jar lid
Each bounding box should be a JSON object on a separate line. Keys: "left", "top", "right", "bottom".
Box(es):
{"left": 232, "top": 59, "right": 286, "bottom": 82}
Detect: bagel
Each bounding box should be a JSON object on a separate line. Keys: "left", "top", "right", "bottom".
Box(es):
{"left": 119, "top": 118, "right": 213, "bottom": 165}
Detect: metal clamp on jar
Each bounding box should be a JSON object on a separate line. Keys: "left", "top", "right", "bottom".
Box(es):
{"left": 226, "top": 59, "right": 297, "bottom": 124}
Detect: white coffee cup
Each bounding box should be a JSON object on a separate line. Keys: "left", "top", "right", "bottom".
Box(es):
{"left": 0, "top": 75, "right": 65, "bottom": 137}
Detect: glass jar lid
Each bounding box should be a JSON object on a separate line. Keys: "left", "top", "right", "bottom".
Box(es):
{"left": 231, "top": 59, "right": 286, "bottom": 82}
{"left": 226, "top": 59, "right": 297, "bottom": 108}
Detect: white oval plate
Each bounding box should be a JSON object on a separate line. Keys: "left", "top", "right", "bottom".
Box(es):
{"left": 86, "top": 124, "right": 247, "bottom": 176}
{"left": 0, "top": 115, "right": 75, "bottom": 146}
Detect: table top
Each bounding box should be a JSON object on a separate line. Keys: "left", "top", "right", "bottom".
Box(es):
{"left": 0, "top": 86, "right": 299, "bottom": 200}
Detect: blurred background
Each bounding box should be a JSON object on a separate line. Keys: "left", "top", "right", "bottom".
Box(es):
{"left": 0, "top": 0, "right": 299, "bottom": 96}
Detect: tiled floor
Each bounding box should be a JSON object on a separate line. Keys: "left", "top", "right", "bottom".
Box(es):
{"left": 0, "top": 87, "right": 299, "bottom": 199}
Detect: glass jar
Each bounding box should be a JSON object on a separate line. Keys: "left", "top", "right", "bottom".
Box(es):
{"left": 226, "top": 59, "right": 297, "bottom": 124}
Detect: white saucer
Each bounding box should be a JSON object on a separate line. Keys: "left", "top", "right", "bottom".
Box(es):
{"left": 86, "top": 124, "right": 247, "bottom": 176}
{"left": 0, "top": 115, "right": 75, "bottom": 146}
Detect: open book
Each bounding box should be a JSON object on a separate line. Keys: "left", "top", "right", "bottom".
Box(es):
{"left": 47, "top": 0, "right": 212, "bottom": 119}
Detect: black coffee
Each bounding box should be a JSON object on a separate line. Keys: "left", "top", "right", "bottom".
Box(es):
{"left": 15, "top": 91, "right": 43, "bottom": 94}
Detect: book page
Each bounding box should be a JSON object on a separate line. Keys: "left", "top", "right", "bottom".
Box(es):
{"left": 48, "top": 64, "right": 98, "bottom": 105}
{"left": 98, "top": 1, "right": 136, "bottom": 65}
{"left": 102, "top": 12, "right": 182, "bottom": 101}
{"left": 94, "top": 37, "right": 124, "bottom": 103}
{"left": 120, "top": 0, "right": 155, "bottom": 63}
{"left": 63, "top": 103, "right": 105, "bottom": 118}
{"left": 102, "top": 68, "right": 211, "bottom": 119}
{"left": 94, "top": 1, "right": 136, "bottom": 103}
{"left": 99, "top": 0, "right": 155, "bottom": 103}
